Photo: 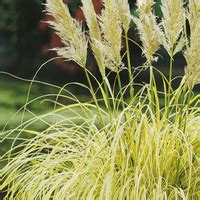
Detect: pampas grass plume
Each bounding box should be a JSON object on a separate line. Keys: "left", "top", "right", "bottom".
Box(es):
{"left": 99, "top": 0, "right": 122, "bottom": 72}
{"left": 161, "top": 0, "right": 185, "bottom": 56}
{"left": 81, "top": 0, "right": 101, "bottom": 41}
{"left": 137, "top": 0, "right": 154, "bottom": 14}
{"left": 134, "top": 0, "right": 162, "bottom": 62}
{"left": 184, "top": 0, "right": 200, "bottom": 89}
{"left": 81, "top": 0, "right": 105, "bottom": 77}
{"left": 46, "top": 0, "right": 87, "bottom": 67}
{"left": 116, "top": 0, "right": 131, "bottom": 32}
{"left": 187, "top": 0, "right": 200, "bottom": 32}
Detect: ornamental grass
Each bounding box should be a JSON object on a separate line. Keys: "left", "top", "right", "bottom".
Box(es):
{"left": 1, "top": 0, "right": 200, "bottom": 199}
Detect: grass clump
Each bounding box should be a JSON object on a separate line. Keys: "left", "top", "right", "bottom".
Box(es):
{"left": 1, "top": 0, "right": 200, "bottom": 199}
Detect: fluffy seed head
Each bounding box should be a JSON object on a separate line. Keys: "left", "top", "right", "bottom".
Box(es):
{"left": 134, "top": 1, "right": 162, "bottom": 62}
{"left": 81, "top": 0, "right": 101, "bottom": 40}
{"left": 187, "top": 0, "right": 200, "bottom": 33}
{"left": 137, "top": 0, "right": 154, "bottom": 14}
{"left": 184, "top": 0, "right": 200, "bottom": 89}
{"left": 98, "top": 0, "right": 122, "bottom": 72}
{"left": 82, "top": 0, "right": 123, "bottom": 73}
{"left": 45, "top": 0, "right": 87, "bottom": 67}
{"left": 81, "top": 0, "right": 105, "bottom": 77}
{"left": 161, "top": 0, "right": 185, "bottom": 56}
{"left": 116, "top": 0, "right": 131, "bottom": 32}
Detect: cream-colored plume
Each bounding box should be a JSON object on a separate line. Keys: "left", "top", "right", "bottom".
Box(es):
{"left": 136, "top": 0, "right": 154, "bottom": 14}
{"left": 81, "top": 0, "right": 105, "bottom": 77}
{"left": 45, "top": 0, "right": 87, "bottom": 67}
{"left": 116, "top": 0, "right": 131, "bottom": 32}
{"left": 184, "top": 0, "right": 200, "bottom": 89}
{"left": 98, "top": 0, "right": 122, "bottom": 72}
{"left": 82, "top": 0, "right": 123, "bottom": 73}
{"left": 81, "top": 0, "right": 101, "bottom": 40}
{"left": 161, "top": 0, "right": 185, "bottom": 56}
{"left": 187, "top": 0, "right": 200, "bottom": 32}
{"left": 134, "top": 0, "right": 162, "bottom": 62}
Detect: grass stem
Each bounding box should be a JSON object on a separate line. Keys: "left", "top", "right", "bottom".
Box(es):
{"left": 167, "top": 51, "right": 174, "bottom": 118}
{"left": 183, "top": 89, "right": 192, "bottom": 134}
{"left": 116, "top": 71, "right": 126, "bottom": 121}
{"left": 103, "top": 77, "right": 113, "bottom": 119}
{"left": 125, "top": 31, "right": 134, "bottom": 98}
{"left": 149, "top": 61, "right": 155, "bottom": 114}
{"left": 83, "top": 67, "right": 105, "bottom": 126}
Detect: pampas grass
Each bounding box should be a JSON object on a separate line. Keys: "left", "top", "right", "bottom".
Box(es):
{"left": 45, "top": 0, "right": 87, "bottom": 67}
{"left": 161, "top": 0, "right": 185, "bottom": 56}
{"left": 184, "top": 0, "right": 200, "bottom": 90}
{"left": 133, "top": 1, "right": 162, "bottom": 62}
{"left": 1, "top": 0, "right": 200, "bottom": 199}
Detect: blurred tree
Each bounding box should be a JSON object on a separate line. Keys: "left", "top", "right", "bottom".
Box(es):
{"left": 15, "top": 0, "right": 44, "bottom": 76}
{"left": 0, "top": 0, "right": 17, "bottom": 71}
{"left": 0, "top": 0, "right": 44, "bottom": 76}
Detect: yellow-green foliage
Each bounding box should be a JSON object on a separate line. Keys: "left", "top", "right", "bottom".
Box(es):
{"left": 1, "top": 97, "right": 200, "bottom": 199}
{"left": 1, "top": 0, "right": 200, "bottom": 199}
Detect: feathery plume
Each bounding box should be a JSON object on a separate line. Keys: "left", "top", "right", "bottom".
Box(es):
{"left": 81, "top": 0, "right": 101, "bottom": 40}
{"left": 184, "top": 0, "right": 200, "bottom": 90}
{"left": 116, "top": 0, "right": 131, "bottom": 32}
{"left": 45, "top": 0, "right": 87, "bottom": 67}
{"left": 187, "top": 0, "right": 200, "bottom": 32}
{"left": 137, "top": 0, "right": 154, "bottom": 14}
{"left": 82, "top": 0, "right": 123, "bottom": 73}
{"left": 161, "top": 0, "right": 185, "bottom": 56}
{"left": 81, "top": 0, "right": 105, "bottom": 77}
{"left": 98, "top": 0, "right": 122, "bottom": 72}
{"left": 133, "top": 0, "right": 162, "bottom": 62}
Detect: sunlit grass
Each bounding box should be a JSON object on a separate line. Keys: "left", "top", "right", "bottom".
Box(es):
{"left": 1, "top": 79, "right": 199, "bottom": 199}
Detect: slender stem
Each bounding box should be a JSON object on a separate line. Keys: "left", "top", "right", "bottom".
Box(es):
{"left": 125, "top": 31, "right": 134, "bottom": 98}
{"left": 168, "top": 53, "right": 173, "bottom": 96}
{"left": 183, "top": 89, "right": 192, "bottom": 134}
{"left": 103, "top": 79, "right": 110, "bottom": 107}
{"left": 149, "top": 60, "right": 155, "bottom": 114}
{"left": 178, "top": 83, "right": 186, "bottom": 129}
{"left": 149, "top": 64, "right": 153, "bottom": 89}
{"left": 83, "top": 67, "right": 104, "bottom": 126}
{"left": 103, "top": 78, "right": 113, "bottom": 120}
{"left": 117, "top": 71, "right": 126, "bottom": 121}
{"left": 167, "top": 51, "right": 174, "bottom": 118}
